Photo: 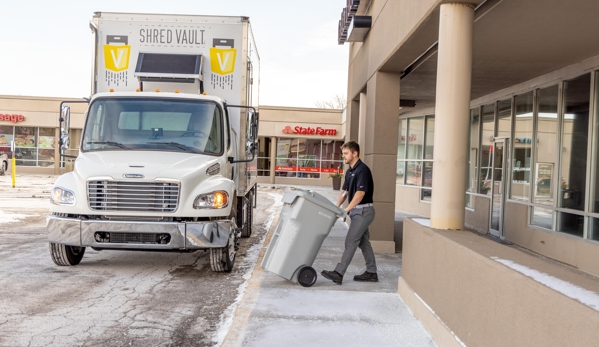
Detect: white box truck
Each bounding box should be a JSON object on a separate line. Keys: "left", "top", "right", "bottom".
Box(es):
{"left": 47, "top": 12, "right": 260, "bottom": 272}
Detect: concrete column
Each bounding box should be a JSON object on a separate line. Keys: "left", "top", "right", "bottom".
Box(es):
{"left": 358, "top": 92, "right": 368, "bottom": 146}
{"left": 344, "top": 98, "right": 360, "bottom": 142}
{"left": 364, "top": 71, "right": 400, "bottom": 254}
{"left": 430, "top": 3, "right": 475, "bottom": 230}
{"left": 269, "top": 136, "right": 277, "bottom": 184}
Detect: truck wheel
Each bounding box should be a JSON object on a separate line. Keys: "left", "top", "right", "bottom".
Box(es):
{"left": 0, "top": 162, "right": 5, "bottom": 176}
{"left": 50, "top": 243, "right": 86, "bottom": 266}
{"left": 210, "top": 228, "right": 236, "bottom": 272}
{"left": 240, "top": 191, "right": 253, "bottom": 238}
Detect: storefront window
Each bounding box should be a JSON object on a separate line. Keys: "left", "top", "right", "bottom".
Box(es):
{"left": 398, "top": 116, "right": 434, "bottom": 200}
{"left": 38, "top": 128, "right": 56, "bottom": 167}
{"left": 406, "top": 161, "right": 422, "bottom": 186}
{"left": 407, "top": 117, "right": 424, "bottom": 160}
{"left": 0, "top": 126, "right": 13, "bottom": 156}
{"left": 480, "top": 103, "right": 495, "bottom": 194}
{"left": 531, "top": 206, "right": 553, "bottom": 230}
{"left": 497, "top": 98, "right": 511, "bottom": 138}
{"left": 533, "top": 85, "right": 559, "bottom": 216}
{"left": 559, "top": 73, "right": 590, "bottom": 213}
{"left": 467, "top": 108, "right": 480, "bottom": 207}
{"left": 511, "top": 92, "right": 533, "bottom": 202}
{"left": 397, "top": 119, "right": 407, "bottom": 184}
{"left": 257, "top": 137, "right": 271, "bottom": 176}
{"left": 275, "top": 138, "right": 343, "bottom": 179}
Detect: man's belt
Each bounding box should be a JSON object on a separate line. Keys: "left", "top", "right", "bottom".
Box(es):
{"left": 355, "top": 203, "right": 373, "bottom": 209}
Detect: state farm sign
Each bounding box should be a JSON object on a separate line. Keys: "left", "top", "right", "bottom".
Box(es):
{"left": 282, "top": 125, "right": 337, "bottom": 136}
{"left": 0, "top": 114, "right": 25, "bottom": 123}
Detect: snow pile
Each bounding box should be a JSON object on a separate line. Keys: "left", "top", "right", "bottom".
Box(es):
{"left": 0, "top": 210, "right": 30, "bottom": 224}
{"left": 491, "top": 257, "right": 599, "bottom": 312}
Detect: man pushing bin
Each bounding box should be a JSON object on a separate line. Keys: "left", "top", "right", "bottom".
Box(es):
{"left": 321, "top": 141, "right": 378, "bottom": 285}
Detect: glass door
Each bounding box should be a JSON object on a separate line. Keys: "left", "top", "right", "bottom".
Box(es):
{"left": 490, "top": 139, "right": 510, "bottom": 237}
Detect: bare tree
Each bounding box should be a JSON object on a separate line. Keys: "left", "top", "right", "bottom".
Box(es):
{"left": 315, "top": 94, "right": 347, "bottom": 109}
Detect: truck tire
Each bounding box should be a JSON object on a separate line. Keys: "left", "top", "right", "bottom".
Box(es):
{"left": 50, "top": 243, "right": 86, "bottom": 266}
{"left": 240, "top": 190, "right": 253, "bottom": 238}
{"left": 0, "top": 162, "right": 5, "bottom": 176}
{"left": 210, "top": 227, "right": 236, "bottom": 272}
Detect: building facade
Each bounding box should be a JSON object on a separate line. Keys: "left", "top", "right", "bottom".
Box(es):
{"left": 341, "top": 0, "right": 599, "bottom": 345}
{"left": 0, "top": 97, "right": 346, "bottom": 185}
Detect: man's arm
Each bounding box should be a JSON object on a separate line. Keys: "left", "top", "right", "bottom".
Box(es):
{"left": 345, "top": 191, "right": 365, "bottom": 213}
{"left": 336, "top": 189, "right": 347, "bottom": 207}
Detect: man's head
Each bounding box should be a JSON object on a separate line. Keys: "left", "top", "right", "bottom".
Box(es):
{"left": 341, "top": 140, "right": 360, "bottom": 166}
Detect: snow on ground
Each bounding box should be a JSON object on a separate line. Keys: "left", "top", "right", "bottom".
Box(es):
{"left": 0, "top": 211, "right": 31, "bottom": 224}
{"left": 491, "top": 257, "right": 599, "bottom": 312}
{"left": 213, "top": 191, "right": 284, "bottom": 346}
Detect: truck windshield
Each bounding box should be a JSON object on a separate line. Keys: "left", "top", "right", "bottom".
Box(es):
{"left": 82, "top": 98, "right": 223, "bottom": 155}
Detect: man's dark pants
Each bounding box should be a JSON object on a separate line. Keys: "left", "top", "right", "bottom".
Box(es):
{"left": 334, "top": 206, "right": 377, "bottom": 275}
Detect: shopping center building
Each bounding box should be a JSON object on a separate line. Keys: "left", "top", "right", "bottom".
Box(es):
{"left": 340, "top": 0, "right": 599, "bottom": 345}
{"left": 0, "top": 96, "right": 345, "bottom": 185}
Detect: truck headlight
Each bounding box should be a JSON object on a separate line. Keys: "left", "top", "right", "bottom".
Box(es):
{"left": 193, "top": 191, "right": 228, "bottom": 209}
{"left": 50, "top": 187, "right": 76, "bottom": 205}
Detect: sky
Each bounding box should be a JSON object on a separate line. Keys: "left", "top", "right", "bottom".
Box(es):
{"left": 0, "top": 0, "right": 349, "bottom": 108}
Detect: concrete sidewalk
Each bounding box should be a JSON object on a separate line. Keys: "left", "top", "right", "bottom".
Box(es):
{"left": 221, "top": 186, "right": 436, "bottom": 347}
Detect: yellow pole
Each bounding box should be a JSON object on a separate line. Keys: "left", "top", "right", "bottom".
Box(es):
{"left": 11, "top": 156, "right": 15, "bottom": 188}
{"left": 11, "top": 140, "right": 15, "bottom": 188}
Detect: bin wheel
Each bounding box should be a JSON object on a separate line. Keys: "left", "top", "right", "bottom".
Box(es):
{"left": 298, "top": 266, "right": 317, "bottom": 287}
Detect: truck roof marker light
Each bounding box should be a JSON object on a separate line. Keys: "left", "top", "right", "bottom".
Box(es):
{"left": 202, "top": 91, "right": 207, "bottom": 95}
{"left": 156, "top": 89, "right": 160, "bottom": 92}
{"left": 136, "top": 88, "right": 140, "bottom": 92}
{"left": 175, "top": 90, "right": 180, "bottom": 93}
{"left": 109, "top": 89, "right": 114, "bottom": 92}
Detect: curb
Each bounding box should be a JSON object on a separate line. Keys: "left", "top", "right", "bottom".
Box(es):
{"left": 220, "top": 213, "right": 280, "bottom": 346}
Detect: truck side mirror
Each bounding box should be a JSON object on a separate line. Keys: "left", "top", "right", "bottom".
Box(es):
{"left": 248, "top": 110, "right": 258, "bottom": 141}
{"left": 60, "top": 106, "right": 71, "bottom": 151}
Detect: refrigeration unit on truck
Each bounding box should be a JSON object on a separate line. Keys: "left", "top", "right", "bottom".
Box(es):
{"left": 47, "top": 12, "right": 260, "bottom": 272}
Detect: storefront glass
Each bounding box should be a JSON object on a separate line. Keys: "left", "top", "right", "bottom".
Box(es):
{"left": 480, "top": 104, "right": 495, "bottom": 194}
{"left": 398, "top": 115, "right": 434, "bottom": 200}
{"left": 468, "top": 108, "right": 480, "bottom": 207}
{"left": 0, "top": 126, "right": 13, "bottom": 156}
{"left": 511, "top": 92, "right": 533, "bottom": 202}
{"left": 397, "top": 119, "right": 407, "bottom": 184}
{"left": 274, "top": 138, "right": 343, "bottom": 179}
{"left": 257, "top": 137, "right": 271, "bottom": 176}
{"left": 407, "top": 117, "right": 424, "bottom": 160}
{"left": 559, "top": 73, "right": 590, "bottom": 213}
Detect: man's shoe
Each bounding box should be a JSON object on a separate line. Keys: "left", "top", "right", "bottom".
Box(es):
{"left": 353, "top": 271, "right": 378, "bottom": 282}
{"left": 321, "top": 270, "right": 343, "bottom": 285}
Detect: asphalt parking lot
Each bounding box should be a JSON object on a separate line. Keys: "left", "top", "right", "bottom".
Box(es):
{"left": 0, "top": 175, "right": 283, "bottom": 347}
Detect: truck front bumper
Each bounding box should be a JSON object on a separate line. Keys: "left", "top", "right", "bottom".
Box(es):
{"left": 46, "top": 215, "right": 232, "bottom": 250}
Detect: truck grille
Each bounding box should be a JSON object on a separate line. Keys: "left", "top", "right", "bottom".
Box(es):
{"left": 87, "top": 180, "right": 180, "bottom": 212}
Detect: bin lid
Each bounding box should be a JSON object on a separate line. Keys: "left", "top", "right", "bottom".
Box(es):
{"left": 281, "top": 187, "right": 346, "bottom": 218}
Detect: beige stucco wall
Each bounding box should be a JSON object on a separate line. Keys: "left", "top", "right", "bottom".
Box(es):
{"left": 504, "top": 201, "right": 599, "bottom": 277}
{"left": 401, "top": 218, "right": 599, "bottom": 347}
{"left": 465, "top": 194, "right": 490, "bottom": 234}
{"left": 395, "top": 185, "right": 431, "bottom": 218}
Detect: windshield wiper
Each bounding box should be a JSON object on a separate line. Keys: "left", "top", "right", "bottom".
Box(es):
{"left": 86, "top": 141, "right": 130, "bottom": 150}
{"left": 147, "top": 142, "right": 200, "bottom": 153}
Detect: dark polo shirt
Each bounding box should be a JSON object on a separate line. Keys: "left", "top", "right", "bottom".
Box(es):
{"left": 342, "top": 159, "right": 374, "bottom": 204}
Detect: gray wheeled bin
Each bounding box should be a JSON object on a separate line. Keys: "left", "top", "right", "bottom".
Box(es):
{"left": 261, "top": 187, "right": 346, "bottom": 287}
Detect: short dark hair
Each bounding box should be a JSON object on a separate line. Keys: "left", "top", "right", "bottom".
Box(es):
{"left": 341, "top": 140, "right": 360, "bottom": 156}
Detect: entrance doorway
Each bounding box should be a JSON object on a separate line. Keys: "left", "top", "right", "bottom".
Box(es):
{"left": 490, "top": 138, "right": 509, "bottom": 237}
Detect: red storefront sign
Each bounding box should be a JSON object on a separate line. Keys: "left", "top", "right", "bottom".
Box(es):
{"left": 0, "top": 114, "right": 25, "bottom": 123}
{"left": 282, "top": 126, "right": 337, "bottom": 136}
